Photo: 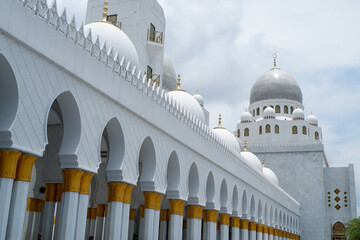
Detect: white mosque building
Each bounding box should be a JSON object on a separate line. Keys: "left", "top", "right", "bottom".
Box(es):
{"left": 0, "top": 0, "right": 356, "bottom": 240}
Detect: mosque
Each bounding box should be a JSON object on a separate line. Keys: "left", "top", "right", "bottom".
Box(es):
{"left": 0, "top": 0, "right": 356, "bottom": 240}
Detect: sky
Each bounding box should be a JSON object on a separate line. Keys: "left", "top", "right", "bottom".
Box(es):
{"left": 157, "top": 0, "right": 360, "bottom": 215}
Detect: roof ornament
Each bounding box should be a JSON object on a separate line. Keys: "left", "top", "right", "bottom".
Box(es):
{"left": 262, "top": 157, "right": 266, "bottom": 167}
{"left": 102, "top": 0, "right": 108, "bottom": 22}
{"left": 273, "top": 53, "right": 277, "bottom": 69}
{"left": 214, "top": 114, "right": 225, "bottom": 129}
{"left": 243, "top": 140, "right": 248, "bottom": 152}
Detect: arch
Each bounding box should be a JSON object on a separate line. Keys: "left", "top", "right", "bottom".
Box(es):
{"left": 0, "top": 54, "right": 18, "bottom": 131}
{"left": 332, "top": 221, "right": 346, "bottom": 240}
{"left": 283, "top": 212, "right": 286, "bottom": 229}
{"left": 290, "top": 106, "right": 294, "bottom": 114}
{"left": 188, "top": 163, "right": 199, "bottom": 199}
{"left": 259, "top": 126, "right": 262, "bottom": 135}
{"left": 284, "top": 106, "right": 289, "bottom": 114}
{"left": 265, "top": 124, "right": 271, "bottom": 133}
{"left": 270, "top": 105, "right": 274, "bottom": 109}
{"left": 275, "top": 105, "right": 280, "bottom": 113}
{"left": 257, "top": 199, "right": 263, "bottom": 220}
{"left": 139, "top": 137, "right": 156, "bottom": 182}
{"left": 292, "top": 126, "right": 298, "bottom": 134}
{"left": 205, "top": 171, "right": 215, "bottom": 204}
{"left": 256, "top": 108, "right": 260, "bottom": 115}
{"left": 274, "top": 209, "right": 278, "bottom": 226}
{"left": 166, "top": 151, "right": 180, "bottom": 193}
{"left": 302, "top": 126, "right": 307, "bottom": 135}
{"left": 241, "top": 190, "right": 247, "bottom": 215}
{"left": 264, "top": 202, "right": 268, "bottom": 223}
{"left": 46, "top": 91, "right": 81, "bottom": 156}
{"left": 244, "top": 128, "right": 249, "bottom": 137}
{"left": 263, "top": 106, "right": 266, "bottom": 111}
{"left": 220, "top": 179, "right": 228, "bottom": 209}
{"left": 232, "top": 185, "right": 239, "bottom": 214}
{"left": 269, "top": 205, "right": 273, "bottom": 226}
{"left": 278, "top": 210, "right": 282, "bottom": 227}
{"left": 250, "top": 195, "right": 256, "bottom": 218}
{"left": 315, "top": 131, "right": 319, "bottom": 140}
{"left": 275, "top": 125, "right": 279, "bottom": 134}
{"left": 101, "top": 117, "right": 125, "bottom": 170}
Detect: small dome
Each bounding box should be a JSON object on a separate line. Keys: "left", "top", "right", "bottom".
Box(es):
{"left": 263, "top": 106, "right": 275, "bottom": 119}
{"left": 292, "top": 108, "right": 305, "bottom": 120}
{"left": 306, "top": 113, "right": 318, "bottom": 126}
{"left": 241, "top": 143, "right": 262, "bottom": 172}
{"left": 193, "top": 91, "right": 204, "bottom": 107}
{"left": 162, "top": 55, "right": 177, "bottom": 91}
{"left": 241, "top": 111, "right": 252, "bottom": 123}
{"left": 250, "top": 68, "right": 303, "bottom": 104}
{"left": 167, "top": 78, "right": 205, "bottom": 122}
{"left": 84, "top": 21, "right": 139, "bottom": 66}
{"left": 213, "top": 114, "right": 241, "bottom": 152}
{"left": 263, "top": 167, "right": 279, "bottom": 185}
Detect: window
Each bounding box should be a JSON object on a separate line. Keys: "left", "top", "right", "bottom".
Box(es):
{"left": 150, "top": 23, "right": 156, "bottom": 41}
{"left": 315, "top": 131, "right": 319, "bottom": 140}
{"left": 263, "top": 106, "right": 267, "bottom": 111}
{"left": 275, "top": 105, "right": 280, "bottom": 113}
{"left": 265, "top": 124, "right": 271, "bottom": 133}
{"left": 237, "top": 129, "right": 240, "bottom": 137}
{"left": 244, "top": 128, "right": 249, "bottom": 136}
{"left": 259, "top": 126, "right": 262, "bottom": 134}
{"left": 284, "top": 106, "right": 289, "bottom": 114}
{"left": 107, "top": 14, "right": 117, "bottom": 24}
{"left": 290, "top": 106, "right": 294, "bottom": 114}
{"left": 256, "top": 108, "right": 260, "bottom": 116}
{"left": 252, "top": 110, "right": 255, "bottom": 117}
{"left": 292, "top": 126, "right": 298, "bottom": 134}
{"left": 275, "top": 125, "right": 279, "bottom": 133}
{"left": 146, "top": 65, "right": 153, "bottom": 81}
{"left": 302, "top": 126, "right": 307, "bottom": 135}
{"left": 270, "top": 105, "right": 274, "bottom": 109}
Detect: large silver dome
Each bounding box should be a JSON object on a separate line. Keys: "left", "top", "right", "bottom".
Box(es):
{"left": 250, "top": 68, "right": 303, "bottom": 104}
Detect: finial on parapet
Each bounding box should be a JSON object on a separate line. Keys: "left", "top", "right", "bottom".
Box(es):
{"left": 273, "top": 53, "right": 277, "bottom": 69}
{"left": 102, "top": 0, "right": 108, "bottom": 22}
{"left": 262, "top": 157, "right": 265, "bottom": 167}
{"left": 218, "top": 114, "right": 222, "bottom": 127}
{"left": 243, "top": 140, "right": 248, "bottom": 152}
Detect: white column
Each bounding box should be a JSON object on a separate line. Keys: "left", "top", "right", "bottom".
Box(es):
{"left": 263, "top": 226, "right": 269, "bottom": 240}
{"left": 75, "top": 194, "right": 90, "bottom": 240}
{"left": 32, "top": 210, "right": 43, "bottom": 240}
{"left": 240, "top": 220, "right": 249, "bottom": 240}
{"left": 249, "top": 222, "right": 257, "bottom": 240}
{"left": 128, "top": 209, "right": 136, "bottom": 240}
{"left": 144, "top": 208, "right": 155, "bottom": 240}
{"left": 202, "top": 220, "right": 207, "bottom": 240}
{"left": 219, "top": 214, "right": 230, "bottom": 240}
{"left": 95, "top": 216, "right": 105, "bottom": 240}
{"left": 159, "top": 210, "right": 168, "bottom": 240}
{"left": 139, "top": 206, "right": 145, "bottom": 240}
{"left": 41, "top": 201, "right": 56, "bottom": 239}
{"left": 268, "top": 227, "right": 274, "bottom": 240}
{"left": 206, "top": 222, "right": 217, "bottom": 240}
{"left": 103, "top": 204, "right": 111, "bottom": 240}
{"left": 120, "top": 203, "right": 131, "bottom": 240}
{"left": 152, "top": 209, "right": 161, "bottom": 240}
{"left": 169, "top": 214, "right": 183, "bottom": 240}
{"left": 107, "top": 201, "right": 123, "bottom": 239}
{"left": 85, "top": 209, "right": 92, "bottom": 240}
{"left": 143, "top": 192, "right": 162, "bottom": 240}
{"left": 53, "top": 184, "right": 63, "bottom": 240}
{"left": 257, "top": 225, "right": 263, "bottom": 240}
{"left": 187, "top": 218, "right": 202, "bottom": 240}
{"left": 24, "top": 199, "right": 36, "bottom": 240}
{"left": 89, "top": 208, "right": 97, "bottom": 238}
{"left": 230, "top": 217, "right": 240, "bottom": 240}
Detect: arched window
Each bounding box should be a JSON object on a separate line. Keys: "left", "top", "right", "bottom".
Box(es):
{"left": 270, "top": 105, "right": 274, "bottom": 109}
{"left": 275, "top": 125, "right": 279, "bottom": 133}
{"left": 332, "top": 221, "right": 345, "bottom": 240}
{"left": 265, "top": 124, "right": 271, "bottom": 133}
{"left": 275, "top": 105, "right": 280, "bottom": 113}
{"left": 290, "top": 106, "right": 294, "bottom": 114}
{"left": 256, "top": 108, "right": 260, "bottom": 116}
{"left": 244, "top": 128, "right": 249, "bottom": 136}
{"left": 302, "top": 126, "right": 307, "bottom": 135}
{"left": 292, "top": 126, "right": 298, "bottom": 134}
{"left": 237, "top": 129, "right": 240, "bottom": 137}
{"left": 284, "top": 106, "right": 289, "bottom": 114}
{"left": 259, "top": 126, "right": 262, "bottom": 135}
{"left": 315, "top": 131, "right": 319, "bottom": 140}
{"left": 263, "top": 106, "right": 267, "bottom": 111}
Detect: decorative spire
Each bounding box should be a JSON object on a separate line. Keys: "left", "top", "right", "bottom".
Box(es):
{"left": 273, "top": 53, "right": 277, "bottom": 69}
{"left": 218, "top": 114, "right": 222, "bottom": 127}
{"left": 243, "top": 140, "right": 248, "bottom": 151}
{"left": 176, "top": 74, "right": 181, "bottom": 89}
{"left": 102, "top": 0, "right": 108, "bottom": 22}
{"left": 262, "top": 157, "right": 265, "bottom": 167}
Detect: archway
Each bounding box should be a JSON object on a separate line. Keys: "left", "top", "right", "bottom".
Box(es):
{"left": 231, "top": 186, "right": 238, "bottom": 215}
{"left": 139, "top": 137, "right": 156, "bottom": 185}
{"left": 188, "top": 163, "right": 199, "bottom": 204}
{"left": 166, "top": 151, "right": 180, "bottom": 198}
{"left": 241, "top": 190, "right": 247, "bottom": 216}
{"left": 332, "top": 221, "right": 345, "bottom": 240}
{"left": 250, "top": 195, "right": 255, "bottom": 219}
{"left": 220, "top": 179, "right": 228, "bottom": 212}
{"left": 205, "top": 172, "right": 215, "bottom": 207}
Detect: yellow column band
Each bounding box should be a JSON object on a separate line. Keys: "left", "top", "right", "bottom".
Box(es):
{"left": 0, "top": 150, "right": 21, "bottom": 179}
{"left": 62, "top": 169, "right": 84, "bottom": 192}
{"left": 169, "top": 199, "right": 185, "bottom": 216}
{"left": 123, "top": 184, "right": 134, "bottom": 204}
{"left": 274, "top": 229, "right": 278, "bottom": 236}
{"left": 140, "top": 205, "right": 145, "bottom": 218}
{"left": 26, "top": 198, "right": 37, "bottom": 211}
{"left": 87, "top": 208, "right": 92, "bottom": 219}
{"left": 129, "top": 209, "right": 137, "bottom": 220}
{"left": 97, "top": 204, "right": 106, "bottom": 217}
{"left": 183, "top": 221, "right": 187, "bottom": 229}
{"left": 144, "top": 192, "right": 163, "bottom": 210}
{"left": 109, "top": 182, "right": 127, "bottom": 202}
{"left": 264, "top": 226, "right": 269, "bottom": 234}
{"left": 219, "top": 214, "right": 230, "bottom": 226}
{"left": 257, "top": 224, "right": 264, "bottom": 233}
{"left": 55, "top": 184, "right": 63, "bottom": 202}
{"left": 204, "top": 210, "right": 218, "bottom": 223}
{"left": 231, "top": 217, "right": 240, "bottom": 228}
{"left": 240, "top": 219, "right": 249, "bottom": 229}
{"left": 249, "top": 222, "right": 257, "bottom": 231}
{"left": 79, "top": 172, "right": 94, "bottom": 195}
{"left": 15, "top": 154, "right": 37, "bottom": 181}
{"left": 269, "top": 227, "right": 274, "bottom": 235}
{"left": 187, "top": 205, "right": 203, "bottom": 219}
{"left": 45, "top": 183, "right": 57, "bottom": 202}
{"left": 35, "top": 199, "right": 44, "bottom": 212}
{"left": 279, "top": 230, "right": 283, "bottom": 237}
{"left": 90, "top": 208, "right": 97, "bottom": 219}
{"left": 160, "top": 209, "right": 168, "bottom": 221}
{"left": 104, "top": 205, "right": 108, "bottom": 217}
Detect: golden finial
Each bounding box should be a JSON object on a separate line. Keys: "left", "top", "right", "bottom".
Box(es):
{"left": 177, "top": 74, "right": 181, "bottom": 89}
{"left": 243, "top": 140, "right": 248, "bottom": 151}
{"left": 273, "top": 53, "right": 277, "bottom": 69}
{"left": 102, "top": 0, "right": 108, "bottom": 22}
{"left": 262, "top": 157, "right": 265, "bottom": 167}
{"left": 218, "top": 114, "right": 222, "bottom": 127}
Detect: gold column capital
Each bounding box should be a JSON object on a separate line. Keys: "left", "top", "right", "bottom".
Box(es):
{"left": 160, "top": 209, "right": 168, "bottom": 221}
{"left": 97, "top": 204, "right": 106, "bottom": 217}
{"left": 35, "top": 199, "right": 44, "bottom": 212}
{"left": 204, "top": 209, "right": 218, "bottom": 223}
{"left": 129, "top": 209, "right": 137, "bottom": 220}
{"left": 45, "top": 183, "right": 57, "bottom": 202}
{"left": 263, "top": 225, "right": 269, "bottom": 234}
{"left": 26, "top": 198, "right": 37, "bottom": 211}
{"left": 274, "top": 229, "right": 279, "bottom": 236}
{"left": 269, "top": 227, "right": 274, "bottom": 235}
{"left": 257, "top": 224, "right": 264, "bottom": 233}
{"left": 240, "top": 219, "right": 249, "bottom": 229}
{"left": 87, "top": 208, "right": 92, "bottom": 219}
{"left": 15, "top": 154, "right": 37, "bottom": 181}
{"left": 0, "top": 150, "right": 22, "bottom": 179}
{"left": 140, "top": 205, "right": 145, "bottom": 218}
{"left": 169, "top": 199, "right": 185, "bottom": 216}
{"left": 62, "top": 169, "right": 84, "bottom": 192}
{"left": 187, "top": 205, "right": 203, "bottom": 219}
{"left": 123, "top": 184, "right": 134, "bottom": 204}
{"left": 108, "top": 182, "right": 127, "bottom": 202}
{"left": 249, "top": 221, "right": 257, "bottom": 231}
{"left": 231, "top": 217, "right": 240, "bottom": 228}
{"left": 79, "top": 172, "right": 94, "bottom": 195}
{"left": 55, "top": 184, "right": 63, "bottom": 202}
{"left": 89, "top": 208, "right": 97, "bottom": 219}
{"left": 219, "top": 214, "right": 230, "bottom": 226}
{"left": 144, "top": 192, "right": 163, "bottom": 210}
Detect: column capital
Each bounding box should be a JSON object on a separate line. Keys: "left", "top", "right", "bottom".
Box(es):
{"left": 169, "top": 199, "right": 185, "bottom": 215}
{"left": 79, "top": 172, "right": 94, "bottom": 195}
{"left": 0, "top": 150, "right": 22, "bottom": 179}
{"left": 249, "top": 221, "right": 257, "bottom": 231}
{"left": 269, "top": 227, "right": 274, "bottom": 235}
{"left": 45, "top": 183, "right": 57, "bottom": 202}
{"left": 123, "top": 184, "right": 134, "bottom": 204}
{"left": 160, "top": 209, "right": 168, "bottom": 221}
{"left": 263, "top": 225, "right": 269, "bottom": 234}
{"left": 55, "top": 184, "right": 63, "bottom": 202}
{"left": 219, "top": 213, "right": 230, "bottom": 225}
{"left": 108, "top": 182, "right": 127, "bottom": 202}
{"left": 144, "top": 192, "right": 163, "bottom": 210}
{"left": 62, "top": 169, "right": 84, "bottom": 192}
{"left": 26, "top": 198, "right": 37, "bottom": 212}
{"left": 231, "top": 217, "right": 240, "bottom": 228}
{"left": 139, "top": 205, "right": 145, "bottom": 218}
{"left": 204, "top": 209, "right": 218, "bottom": 223}
{"left": 257, "top": 224, "right": 264, "bottom": 233}
{"left": 15, "top": 154, "right": 37, "bottom": 181}
{"left": 240, "top": 219, "right": 249, "bottom": 229}
{"left": 90, "top": 208, "right": 97, "bottom": 219}
{"left": 35, "top": 199, "right": 44, "bottom": 212}
{"left": 97, "top": 204, "right": 106, "bottom": 217}
{"left": 187, "top": 205, "right": 203, "bottom": 219}
{"left": 130, "top": 209, "right": 137, "bottom": 220}
{"left": 274, "top": 229, "right": 279, "bottom": 236}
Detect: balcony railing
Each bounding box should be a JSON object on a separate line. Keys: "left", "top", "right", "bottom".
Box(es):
{"left": 145, "top": 73, "right": 160, "bottom": 87}
{"left": 108, "top": 19, "right": 122, "bottom": 29}
{"left": 147, "top": 29, "right": 163, "bottom": 44}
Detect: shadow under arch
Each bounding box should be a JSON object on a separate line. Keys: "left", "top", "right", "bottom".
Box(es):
{"left": 250, "top": 194, "right": 256, "bottom": 220}
{"left": 188, "top": 162, "right": 199, "bottom": 204}
{"left": 205, "top": 171, "right": 215, "bottom": 208}
{"left": 138, "top": 136, "right": 156, "bottom": 191}
{"left": 241, "top": 190, "right": 247, "bottom": 217}
{"left": 166, "top": 151, "right": 180, "bottom": 199}
{"left": 220, "top": 179, "right": 228, "bottom": 212}
{"left": 231, "top": 185, "right": 238, "bottom": 215}
{"left": 257, "top": 199, "right": 263, "bottom": 221}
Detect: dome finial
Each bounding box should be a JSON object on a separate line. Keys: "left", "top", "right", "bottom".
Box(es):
{"left": 273, "top": 53, "right": 277, "bottom": 69}
{"left": 218, "top": 114, "right": 222, "bottom": 127}
{"left": 243, "top": 140, "right": 248, "bottom": 152}
{"left": 102, "top": 0, "right": 108, "bottom": 22}
{"left": 177, "top": 74, "right": 181, "bottom": 89}
{"left": 262, "top": 157, "right": 265, "bottom": 167}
